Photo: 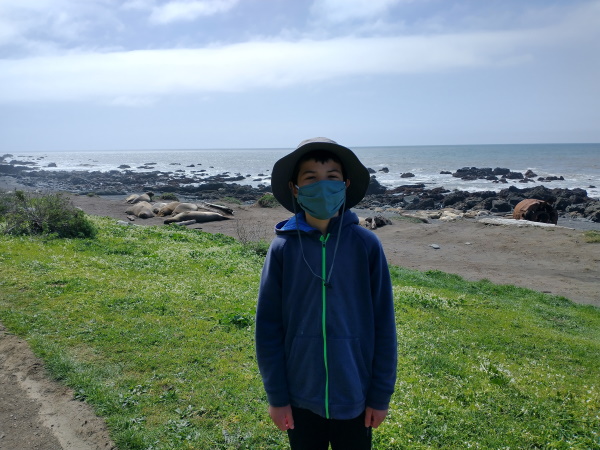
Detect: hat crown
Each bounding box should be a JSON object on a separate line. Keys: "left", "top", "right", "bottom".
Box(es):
{"left": 297, "top": 137, "right": 339, "bottom": 148}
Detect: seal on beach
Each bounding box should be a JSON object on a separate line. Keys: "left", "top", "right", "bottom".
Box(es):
{"left": 152, "top": 202, "right": 168, "bottom": 214}
{"left": 163, "top": 211, "right": 229, "bottom": 224}
{"left": 171, "top": 202, "right": 199, "bottom": 215}
{"left": 125, "top": 192, "right": 154, "bottom": 204}
{"left": 125, "top": 201, "right": 155, "bottom": 218}
{"left": 156, "top": 202, "right": 181, "bottom": 216}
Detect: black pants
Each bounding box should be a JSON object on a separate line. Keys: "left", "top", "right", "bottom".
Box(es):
{"left": 287, "top": 407, "right": 372, "bottom": 450}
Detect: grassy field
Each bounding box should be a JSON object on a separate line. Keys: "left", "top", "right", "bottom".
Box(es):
{"left": 0, "top": 216, "right": 599, "bottom": 449}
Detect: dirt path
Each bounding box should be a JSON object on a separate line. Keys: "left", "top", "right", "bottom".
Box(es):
{"left": 0, "top": 324, "right": 116, "bottom": 450}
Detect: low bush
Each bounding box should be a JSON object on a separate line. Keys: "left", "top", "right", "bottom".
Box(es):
{"left": 584, "top": 230, "right": 600, "bottom": 243}
{"left": 158, "top": 192, "right": 179, "bottom": 201}
{"left": 0, "top": 190, "right": 97, "bottom": 238}
{"left": 257, "top": 193, "right": 278, "bottom": 208}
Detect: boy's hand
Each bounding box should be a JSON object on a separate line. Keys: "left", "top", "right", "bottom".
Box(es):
{"left": 269, "top": 405, "right": 295, "bottom": 431}
{"left": 364, "top": 406, "right": 388, "bottom": 428}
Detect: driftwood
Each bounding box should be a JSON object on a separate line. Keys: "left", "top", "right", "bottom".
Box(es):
{"left": 201, "top": 202, "right": 234, "bottom": 215}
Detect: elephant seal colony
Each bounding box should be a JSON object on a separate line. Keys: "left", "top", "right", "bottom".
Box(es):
{"left": 124, "top": 194, "right": 231, "bottom": 225}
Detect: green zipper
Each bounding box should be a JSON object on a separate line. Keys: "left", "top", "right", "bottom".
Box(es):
{"left": 320, "top": 233, "right": 330, "bottom": 419}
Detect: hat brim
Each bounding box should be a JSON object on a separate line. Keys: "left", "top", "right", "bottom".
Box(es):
{"left": 271, "top": 139, "right": 370, "bottom": 213}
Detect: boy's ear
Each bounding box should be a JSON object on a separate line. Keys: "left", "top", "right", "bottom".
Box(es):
{"left": 345, "top": 179, "right": 351, "bottom": 189}
{"left": 288, "top": 181, "right": 298, "bottom": 197}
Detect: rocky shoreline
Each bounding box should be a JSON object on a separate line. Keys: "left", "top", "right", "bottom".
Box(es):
{"left": 1, "top": 161, "right": 599, "bottom": 223}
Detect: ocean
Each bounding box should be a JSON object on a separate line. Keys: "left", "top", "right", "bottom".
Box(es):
{"left": 7, "top": 143, "right": 600, "bottom": 199}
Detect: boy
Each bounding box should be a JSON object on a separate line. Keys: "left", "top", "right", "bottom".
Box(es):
{"left": 255, "top": 137, "right": 397, "bottom": 449}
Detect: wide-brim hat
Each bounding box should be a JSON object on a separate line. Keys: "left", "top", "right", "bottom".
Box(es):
{"left": 271, "top": 137, "right": 370, "bottom": 213}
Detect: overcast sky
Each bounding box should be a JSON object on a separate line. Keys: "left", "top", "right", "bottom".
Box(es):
{"left": 1, "top": 0, "right": 599, "bottom": 151}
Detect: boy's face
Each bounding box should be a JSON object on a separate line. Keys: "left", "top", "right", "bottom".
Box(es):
{"left": 292, "top": 158, "right": 349, "bottom": 190}
{"left": 289, "top": 158, "right": 351, "bottom": 221}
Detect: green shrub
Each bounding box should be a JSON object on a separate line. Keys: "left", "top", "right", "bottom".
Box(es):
{"left": 0, "top": 190, "right": 97, "bottom": 238}
{"left": 257, "top": 193, "right": 279, "bottom": 208}
{"left": 584, "top": 230, "right": 600, "bottom": 243}
{"left": 158, "top": 192, "right": 179, "bottom": 201}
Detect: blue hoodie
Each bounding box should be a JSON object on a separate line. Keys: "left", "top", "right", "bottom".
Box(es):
{"left": 255, "top": 210, "right": 397, "bottom": 420}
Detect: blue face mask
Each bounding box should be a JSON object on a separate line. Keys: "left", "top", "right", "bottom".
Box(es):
{"left": 295, "top": 179, "right": 347, "bottom": 220}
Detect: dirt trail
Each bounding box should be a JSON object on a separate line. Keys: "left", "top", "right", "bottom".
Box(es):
{"left": 0, "top": 324, "right": 116, "bottom": 450}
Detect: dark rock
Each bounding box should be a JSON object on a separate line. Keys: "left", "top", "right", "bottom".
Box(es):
{"left": 366, "top": 176, "right": 387, "bottom": 195}
{"left": 584, "top": 203, "right": 600, "bottom": 222}
{"left": 491, "top": 200, "right": 512, "bottom": 213}
{"left": 10, "top": 160, "right": 37, "bottom": 166}
{"left": 442, "top": 191, "right": 468, "bottom": 207}
{"left": 503, "top": 171, "right": 524, "bottom": 180}
{"left": 413, "top": 198, "right": 435, "bottom": 209}
{"left": 0, "top": 164, "right": 28, "bottom": 174}
{"left": 400, "top": 172, "right": 415, "bottom": 178}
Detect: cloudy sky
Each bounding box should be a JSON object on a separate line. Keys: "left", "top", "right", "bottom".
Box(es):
{"left": 1, "top": 0, "right": 599, "bottom": 151}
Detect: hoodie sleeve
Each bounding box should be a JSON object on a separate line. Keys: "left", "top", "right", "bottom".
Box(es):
{"left": 366, "top": 237, "right": 397, "bottom": 411}
{"left": 255, "top": 239, "right": 290, "bottom": 407}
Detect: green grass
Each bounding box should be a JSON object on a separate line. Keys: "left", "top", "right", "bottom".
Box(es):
{"left": 584, "top": 230, "right": 600, "bottom": 243}
{"left": 1, "top": 216, "right": 599, "bottom": 449}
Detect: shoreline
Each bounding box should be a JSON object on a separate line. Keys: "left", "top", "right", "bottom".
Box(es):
{"left": 1, "top": 162, "right": 600, "bottom": 224}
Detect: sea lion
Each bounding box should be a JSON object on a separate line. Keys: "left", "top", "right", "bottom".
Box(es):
{"left": 171, "top": 202, "right": 199, "bottom": 215}
{"left": 163, "top": 211, "right": 230, "bottom": 224}
{"left": 125, "top": 201, "right": 154, "bottom": 218}
{"left": 156, "top": 202, "right": 181, "bottom": 216}
{"left": 152, "top": 202, "right": 168, "bottom": 214}
{"left": 125, "top": 192, "right": 154, "bottom": 204}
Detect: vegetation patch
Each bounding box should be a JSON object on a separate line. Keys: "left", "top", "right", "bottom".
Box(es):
{"left": 0, "top": 219, "right": 598, "bottom": 449}
{"left": 257, "top": 194, "right": 279, "bottom": 208}
{"left": 583, "top": 230, "right": 600, "bottom": 243}
{"left": 157, "top": 192, "right": 179, "bottom": 201}
{"left": 0, "top": 190, "right": 97, "bottom": 238}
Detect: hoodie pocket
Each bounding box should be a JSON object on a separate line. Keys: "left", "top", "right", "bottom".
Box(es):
{"left": 287, "top": 335, "right": 326, "bottom": 403}
{"left": 327, "top": 337, "right": 370, "bottom": 407}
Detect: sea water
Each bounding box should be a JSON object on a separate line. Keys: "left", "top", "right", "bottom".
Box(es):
{"left": 6, "top": 143, "right": 599, "bottom": 199}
